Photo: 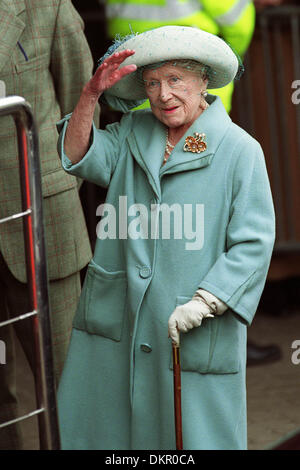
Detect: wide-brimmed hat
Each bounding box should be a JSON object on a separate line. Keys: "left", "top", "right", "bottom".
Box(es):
{"left": 103, "top": 26, "right": 240, "bottom": 101}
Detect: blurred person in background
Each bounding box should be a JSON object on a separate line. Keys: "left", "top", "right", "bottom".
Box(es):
{"left": 0, "top": 0, "right": 98, "bottom": 449}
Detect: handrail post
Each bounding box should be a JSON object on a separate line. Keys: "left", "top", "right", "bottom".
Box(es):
{"left": 0, "top": 96, "right": 60, "bottom": 450}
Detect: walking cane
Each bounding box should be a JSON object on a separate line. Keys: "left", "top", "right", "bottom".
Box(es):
{"left": 172, "top": 338, "right": 183, "bottom": 450}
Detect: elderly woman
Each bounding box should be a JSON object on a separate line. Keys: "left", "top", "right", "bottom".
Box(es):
{"left": 57, "top": 26, "right": 275, "bottom": 450}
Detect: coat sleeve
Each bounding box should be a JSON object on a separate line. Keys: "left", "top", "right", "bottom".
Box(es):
{"left": 57, "top": 112, "right": 132, "bottom": 187}
{"left": 198, "top": 138, "right": 276, "bottom": 326}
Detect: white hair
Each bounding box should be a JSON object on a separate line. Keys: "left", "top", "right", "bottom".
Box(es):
{"left": 138, "top": 59, "right": 210, "bottom": 83}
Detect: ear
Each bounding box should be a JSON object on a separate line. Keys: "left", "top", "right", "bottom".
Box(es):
{"left": 202, "top": 77, "right": 208, "bottom": 88}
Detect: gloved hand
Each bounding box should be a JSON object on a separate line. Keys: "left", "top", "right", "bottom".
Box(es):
{"left": 168, "top": 289, "right": 228, "bottom": 346}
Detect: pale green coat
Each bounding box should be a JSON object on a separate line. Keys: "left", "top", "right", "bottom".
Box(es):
{"left": 57, "top": 96, "right": 275, "bottom": 450}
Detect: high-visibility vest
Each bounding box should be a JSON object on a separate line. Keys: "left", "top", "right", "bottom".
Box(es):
{"left": 106, "top": 0, "right": 256, "bottom": 112}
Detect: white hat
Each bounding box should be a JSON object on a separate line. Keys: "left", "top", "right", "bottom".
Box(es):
{"left": 104, "top": 26, "right": 240, "bottom": 101}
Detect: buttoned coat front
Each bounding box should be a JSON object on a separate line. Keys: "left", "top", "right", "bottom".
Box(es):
{"left": 57, "top": 96, "right": 275, "bottom": 450}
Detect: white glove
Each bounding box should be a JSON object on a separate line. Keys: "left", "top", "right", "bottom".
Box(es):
{"left": 168, "top": 289, "right": 228, "bottom": 346}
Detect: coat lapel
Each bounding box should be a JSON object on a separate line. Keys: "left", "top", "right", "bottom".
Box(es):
{"left": 127, "top": 112, "right": 166, "bottom": 199}
{"left": 127, "top": 96, "right": 232, "bottom": 196}
{"left": 0, "top": 0, "right": 26, "bottom": 73}
{"left": 12, "top": 0, "right": 26, "bottom": 15}
{"left": 160, "top": 95, "right": 232, "bottom": 177}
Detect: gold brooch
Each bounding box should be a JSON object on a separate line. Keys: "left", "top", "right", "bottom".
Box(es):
{"left": 183, "top": 133, "right": 207, "bottom": 154}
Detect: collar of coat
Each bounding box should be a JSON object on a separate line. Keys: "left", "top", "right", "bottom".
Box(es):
{"left": 127, "top": 95, "right": 232, "bottom": 199}
{"left": 0, "top": 0, "right": 26, "bottom": 74}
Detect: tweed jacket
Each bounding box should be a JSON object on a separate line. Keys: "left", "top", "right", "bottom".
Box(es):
{"left": 0, "top": 0, "right": 95, "bottom": 282}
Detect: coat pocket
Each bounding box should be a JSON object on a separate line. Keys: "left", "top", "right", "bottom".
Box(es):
{"left": 14, "top": 52, "right": 49, "bottom": 74}
{"left": 42, "top": 168, "right": 77, "bottom": 198}
{"left": 73, "top": 260, "right": 127, "bottom": 341}
{"left": 170, "top": 296, "right": 212, "bottom": 373}
{"left": 169, "top": 296, "right": 242, "bottom": 374}
{"left": 205, "top": 311, "right": 242, "bottom": 374}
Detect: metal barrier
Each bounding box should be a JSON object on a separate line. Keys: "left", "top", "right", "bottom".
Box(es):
{"left": 0, "top": 96, "right": 60, "bottom": 449}
{"left": 233, "top": 5, "right": 300, "bottom": 254}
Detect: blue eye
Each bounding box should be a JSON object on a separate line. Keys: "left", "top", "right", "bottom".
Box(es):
{"left": 146, "top": 80, "right": 159, "bottom": 88}
{"left": 169, "top": 76, "right": 181, "bottom": 84}
{"left": 167, "top": 76, "right": 182, "bottom": 88}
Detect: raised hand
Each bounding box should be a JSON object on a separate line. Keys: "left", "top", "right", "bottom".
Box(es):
{"left": 86, "top": 49, "right": 137, "bottom": 98}
{"left": 64, "top": 50, "right": 136, "bottom": 163}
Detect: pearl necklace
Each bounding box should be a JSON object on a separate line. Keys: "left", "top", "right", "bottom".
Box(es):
{"left": 163, "top": 129, "right": 175, "bottom": 165}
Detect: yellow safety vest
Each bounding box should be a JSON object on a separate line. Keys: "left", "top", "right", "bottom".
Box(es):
{"left": 106, "top": 0, "right": 255, "bottom": 112}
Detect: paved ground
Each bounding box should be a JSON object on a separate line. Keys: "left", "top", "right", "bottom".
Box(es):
{"left": 11, "top": 309, "right": 300, "bottom": 450}
{"left": 247, "top": 309, "right": 300, "bottom": 450}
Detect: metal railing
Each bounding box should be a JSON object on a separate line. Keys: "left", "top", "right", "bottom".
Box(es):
{"left": 0, "top": 96, "right": 60, "bottom": 449}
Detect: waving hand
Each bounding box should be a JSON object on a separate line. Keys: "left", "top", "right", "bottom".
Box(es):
{"left": 64, "top": 49, "right": 137, "bottom": 163}
{"left": 87, "top": 49, "right": 137, "bottom": 97}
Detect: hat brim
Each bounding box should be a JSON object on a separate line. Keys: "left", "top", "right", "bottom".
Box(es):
{"left": 105, "top": 26, "right": 239, "bottom": 101}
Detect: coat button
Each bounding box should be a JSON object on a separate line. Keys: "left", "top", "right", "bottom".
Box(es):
{"left": 139, "top": 266, "right": 151, "bottom": 279}
{"left": 140, "top": 343, "right": 152, "bottom": 353}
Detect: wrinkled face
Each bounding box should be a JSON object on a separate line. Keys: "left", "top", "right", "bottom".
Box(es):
{"left": 143, "top": 63, "right": 207, "bottom": 131}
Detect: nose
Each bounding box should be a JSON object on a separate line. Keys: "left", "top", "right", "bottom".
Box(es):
{"left": 159, "top": 81, "right": 172, "bottom": 101}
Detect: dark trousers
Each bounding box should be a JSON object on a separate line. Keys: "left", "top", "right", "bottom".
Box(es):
{"left": 0, "top": 251, "right": 35, "bottom": 449}
{"left": 0, "top": 250, "right": 81, "bottom": 449}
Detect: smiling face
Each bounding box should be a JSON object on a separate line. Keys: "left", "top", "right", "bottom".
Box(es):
{"left": 143, "top": 63, "right": 207, "bottom": 134}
